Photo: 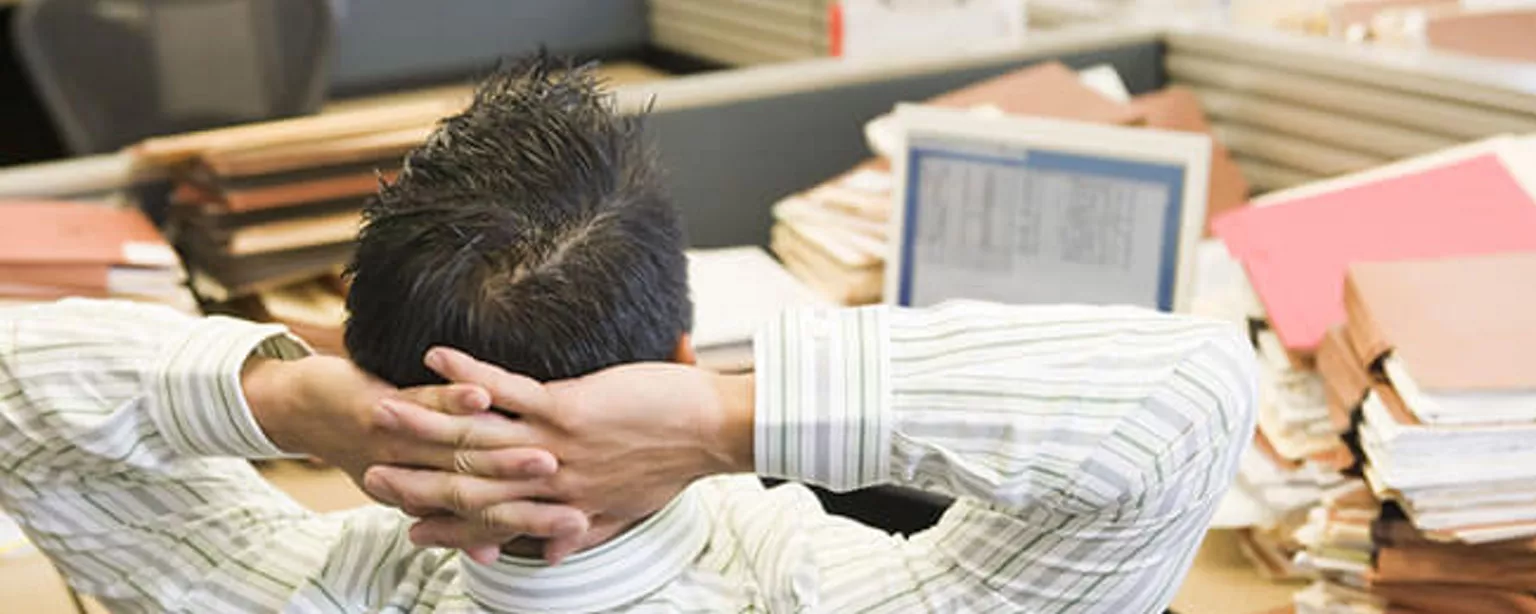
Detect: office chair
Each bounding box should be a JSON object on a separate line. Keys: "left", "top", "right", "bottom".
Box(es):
{"left": 13, "top": 0, "right": 335, "bottom": 155}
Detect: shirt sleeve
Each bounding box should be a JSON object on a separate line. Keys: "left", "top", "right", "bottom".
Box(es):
{"left": 0, "top": 300, "right": 347, "bottom": 612}
{"left": 753, "top": 300, "right": 1259, "bottom": 612}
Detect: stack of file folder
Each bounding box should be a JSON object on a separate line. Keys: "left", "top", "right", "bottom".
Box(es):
{"left": 1229, "top": 325, "right": 1366, "bottom": 586}
{"left": 134, "top": 102, "right": 455, "bottom": 353}
{"left": 1214, "top": 137, "right": 1536, "bottom": 614}
{"left": 770, "top": 160, "right": 891, "bottom": 305}
{"left": 0, "top": 201, "right": 196, "bottom": 313}
{"left": 1299, "top": 251, "right": 1536, "bottom": 614}
{"left": 1350, "top": 253, "right": 1536, "bottom": 537}
{"left": 164, "top": 125, "right": 427, "bottom": 301}
{"left": 769, "top": 61, "right": 1249, "bottom": 305}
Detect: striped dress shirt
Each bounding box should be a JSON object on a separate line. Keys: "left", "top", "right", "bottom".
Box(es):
{"left": 0, "top": 298, "right": 1256, "bottom": 613}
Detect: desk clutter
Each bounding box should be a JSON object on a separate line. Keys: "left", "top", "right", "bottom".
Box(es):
{"left": 767, "top": 60, "right": 1249, "bottom": 306}
{"left": 0, "top": 201, "right": 196, "bottom": 312}
{"left": 3, "top": 48, "right": 1536, "bottom": 613}
{"left": 0, "top": 66, "right": 819, "bottom": 368}
{"left": 1214, "top": 136, "right": 1536, "bottom": 614}
{"left": 1239, "top": 0, "right": 1536, "bottom": 64}
{"left": 128, "top": 101, "right": 460, "bottom": 354}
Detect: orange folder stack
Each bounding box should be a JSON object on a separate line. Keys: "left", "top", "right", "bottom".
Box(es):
{"left": 0, "top": 201, "right": 195, "bottom": 312}
{"left": 131, "top": 101, "right": 452, "bottom": 353}
{"left": 1332, "top": 252, "right": 1536, "bottom": 614}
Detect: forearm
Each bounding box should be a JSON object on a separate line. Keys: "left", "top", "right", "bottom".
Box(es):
{"left": 742, "top": 301, "right": 1258, "bottom": 512}
{"left": 245, "top": 355, "right": 307, "bottom": 454}
{"left": 707, "top": 372, "right": 757, "bottom": 474}
{"left": 0, "top": 300, "right": 314, "bottom": 610}
{"left": 729, "top": 302, "right": 1257, "bottom": 610}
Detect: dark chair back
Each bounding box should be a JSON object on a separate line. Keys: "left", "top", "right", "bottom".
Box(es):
{"left": 14, "top": 0, "right": 334, "bottom": 154}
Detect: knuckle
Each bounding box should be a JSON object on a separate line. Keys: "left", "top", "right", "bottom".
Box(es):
{"left": 549, "top": 472, "right": 583, "bottom": 499}
{"left": 448, "top": 480, "right": 474, "bottom": 513}
{"left": 453, "top": 450, "right": 477, "bottom": 476}
{"left": 379, "top": 441, "right": 410, "bottom": 465}
{"left": 553, "top": 408, "right": 584, "bottom": 432}
{"left": 478, "top": 507, "right": 516, "bottom": 533}
{"left": 364, "top": 412, "right": 391, "bottom": 436}
{"left": 453, "top": 425, "right": 476, "bottom": 451}
{"left": 396, "top": 488, "right": 423, "bottom": 511}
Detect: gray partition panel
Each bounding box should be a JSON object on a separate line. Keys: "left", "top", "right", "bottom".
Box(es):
{"left": 328, "top": 0, "right": 648, "bottom": 95}
{"left": 645, "top": 41, "right": 1165, "bottom": 248}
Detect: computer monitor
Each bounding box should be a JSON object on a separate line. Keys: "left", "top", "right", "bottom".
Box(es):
{"left": 884, "top": 105, "right": 1211, "bottom": 312}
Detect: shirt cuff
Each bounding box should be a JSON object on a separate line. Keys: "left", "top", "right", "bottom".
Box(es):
{"left": 753, "top": 306, "right": 892, "bottom": 492}
{"left": 149, "top": 315, "right": 312, "bottom": 459}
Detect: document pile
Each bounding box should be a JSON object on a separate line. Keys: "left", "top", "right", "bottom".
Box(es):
{"left": 132, "top": 101, "right": 456, "bottom": 353}
{"left": 687, "top": 246, "right": 829, "bottom": 372}
{"left": 1225, "top": 325, "right": 1366, "bottom": 584}
{"left": 1214, "top": 137, "right": 1536, "bottom": 614}
{"left": 769, "top": 160, "right": 891, "bottom": 305}
{"left": 0, "top": 201, "right": 195, "bottom": 312}
{"left": 1340, "top": 252, "right": 1536, "bottom": 612}
{"left": 769, "top": 61, "right": 1248, "bottom": 305}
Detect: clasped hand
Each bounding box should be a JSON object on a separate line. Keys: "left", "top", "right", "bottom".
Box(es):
{"left": 266, "top": 348, "right": 754, "bottom": 566}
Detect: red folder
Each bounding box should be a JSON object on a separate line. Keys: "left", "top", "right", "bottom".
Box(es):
{"left": 1213, "top": 154, "right": 1536, "bottom": 355}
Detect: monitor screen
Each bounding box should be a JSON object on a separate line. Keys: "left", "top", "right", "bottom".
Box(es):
{"left": 895, "top": 135, "right": 1187, "bottom": 311}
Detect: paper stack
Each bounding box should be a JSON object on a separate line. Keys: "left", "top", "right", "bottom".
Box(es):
{"left": 1228, "top": 325, "right": 1367, "bottom": 586}
{"left": 1214, "top": 138, "right": 1536, "bottom": 613}
{"left": 134, "top": 103, "right": 452, "bottom": 352}
{"left": 769, "top": 161, "right": 892, "bottom": 306}
{"left": 687, "top": 246, "right": 830, "bottom": 372}
{"left": 0, "top": 201, "right": 196, "bottom": 312}
{"left": 164, "top": 125, "right": 427, "bottom": 301}
{"left": 1349, "top": 253, "right": 1536, "bottom": 537}
{"left": 1335, "top": 251, "right": 1536, "bottom": 613}
{"left": 769, "top": 61, "right": 1249, "bottom": 305}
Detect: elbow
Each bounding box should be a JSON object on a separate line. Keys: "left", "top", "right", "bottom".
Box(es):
{"left": 1171, "top": 323, "right": 1259, "bottom": 462}
{"left": 1061, "top": 323, "right": 1260, "bottom": 515}
{"left": 1133, "top": 323, "right": 1259, "bottom": 506}
{"left": 1202, "top": 324, "right": 1259, "bottom": 446}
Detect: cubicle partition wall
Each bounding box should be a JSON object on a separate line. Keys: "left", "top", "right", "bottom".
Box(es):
{"left": 610, "top": 23, "right": 1536, "bottom": 249}
{"left": 1163, "top": 27, "right": 1536, "bottom": 192}
{"left": 620, "top": 25, "right": 1166, "bottom": 248}
{"left": 328, "top": 0, "right": 649, "bottom": 96}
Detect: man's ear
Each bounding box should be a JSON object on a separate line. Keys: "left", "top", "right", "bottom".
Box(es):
{"left": 673, "top": 333, "right": 697, "bottom": 365}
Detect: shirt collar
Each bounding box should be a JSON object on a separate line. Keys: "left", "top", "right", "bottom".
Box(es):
{"left": 460, "top": 485, "right": 710, "bottom": 613}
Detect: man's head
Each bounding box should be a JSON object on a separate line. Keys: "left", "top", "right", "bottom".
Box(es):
{"left": 344, "top": 57, "right": 692, "bottom": 387}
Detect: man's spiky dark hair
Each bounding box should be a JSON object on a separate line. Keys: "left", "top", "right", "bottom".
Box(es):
{"left": 344, "top": 56, "right": 691, "bottom": 387}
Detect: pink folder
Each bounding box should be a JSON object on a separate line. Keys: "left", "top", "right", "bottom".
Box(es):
{"left": 1214, "top": 153, "right": 1536, "bottom": 355}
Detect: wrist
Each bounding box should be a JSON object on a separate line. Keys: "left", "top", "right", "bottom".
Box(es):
{"left": 704, "top": 372, "right": 755, "bottom": 475}
{"left": 244, "top": 356, "right": 307, "bottom": 454}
